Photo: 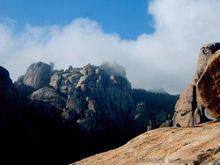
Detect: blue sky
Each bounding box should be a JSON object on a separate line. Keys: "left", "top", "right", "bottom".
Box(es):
{"left": 0, "top": 0, "right": 220, "bottom": 94}
{"left": 0, "top": 0, "right": 154, "bottom": 39}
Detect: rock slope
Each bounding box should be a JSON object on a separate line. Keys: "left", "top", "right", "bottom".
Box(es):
{"left": 73, "top": 122, "right": 220, "bottom": 165}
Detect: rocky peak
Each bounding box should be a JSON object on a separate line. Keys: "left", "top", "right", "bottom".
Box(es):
{"left": 0, "top": 66, "right": 23, "bottom": 115}
{"left": 148, "top": 88, "right": 168, "bottom": 94}
{"left": 22, "top": 61, "right": 52, "bottom": 89}
{"left": 0, "top": 66, "right": 9, "bottom": 80}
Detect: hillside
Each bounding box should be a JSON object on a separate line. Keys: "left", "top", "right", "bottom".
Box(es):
{"left": 73, "top": 122, "right": 220, "bottom": 165}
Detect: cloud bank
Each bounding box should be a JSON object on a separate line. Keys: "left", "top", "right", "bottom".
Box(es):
{"left": 1, "top": 0, "right": 220, "bottom": 94}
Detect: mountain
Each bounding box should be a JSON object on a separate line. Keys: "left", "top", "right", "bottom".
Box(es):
{"left": 0, "top": 61, "right": 177, "bottom": 164}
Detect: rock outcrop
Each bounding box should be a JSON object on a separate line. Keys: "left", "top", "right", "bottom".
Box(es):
{"left": 73, "top": 122, "right": 220, "bottom": 165}
{"left": 173, "top": 43, "right": 220, "bottom": 127}
{"left": 16, "top": 61, "right": 177, "bottom": 137}
{"left": 22, "top": 62, "right": 52, "bottom": 89}
{"left": 0, "top": 62, "right": 177, "bottom": 164}
{"left": 197, "top": 50, "right": 220, "bottom": 119}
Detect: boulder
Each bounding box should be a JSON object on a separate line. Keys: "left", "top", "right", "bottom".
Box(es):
{"left": 23, "top": 62, "right": 52, "bottom": 89}
{"left": 197, "top": 50, "right": 220, "bottom": 119}
{"left": 173, "top": 43, "right": 220, "bottom": 126}
{"left": 30, "top": 87, "right": 65, "bottom": 112}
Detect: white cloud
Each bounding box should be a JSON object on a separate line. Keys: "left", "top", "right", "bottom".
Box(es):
{"left": 1, "top": 0, "right": 220, "bottom": 94}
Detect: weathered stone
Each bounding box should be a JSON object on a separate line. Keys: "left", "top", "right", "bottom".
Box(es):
{"left": 173, "top": 43, "right": 220, "bottom": 126}
{"left": 50, "top": 72, "right": 62, "bottom": 90}
{"left": 194, "top": 43, "right": 220, "bottom": 84}
{"left": 30, "top": 87, "right": 65, "bottom": 112}
{"left": 173, "top": 85, "right": 195, "bottom": 127}
{"left": 197, "top": 50, "right": 220, "bottom": 119}
{"left": 23, "top": 62, "right": 52, "bottom": 89}
{"left": 73, "top": 122, "right": 220, "bottom": 165}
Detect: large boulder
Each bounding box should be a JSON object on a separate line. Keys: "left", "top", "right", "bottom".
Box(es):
{"left": 173, "top": 43, "right": 220, "bottom": 127}
{"left": 197, "top": 50, "right": 220, "bottom": 119}
{"left": 23, "top": 62, "right": 52, "bottom": 89}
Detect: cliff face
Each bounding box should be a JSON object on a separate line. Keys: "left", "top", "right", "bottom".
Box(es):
{"left": 73, "top": 122, "right": 220, "bottom": 165}
{"left": 173, "top": 43, "right": 220, "bottom": 127}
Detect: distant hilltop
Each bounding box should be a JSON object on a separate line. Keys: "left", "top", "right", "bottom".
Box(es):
{"left": 147, "top": 88, "right": 168, "bottom": 94}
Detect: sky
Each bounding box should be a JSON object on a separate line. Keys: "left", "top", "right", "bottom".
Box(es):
{"left": 0, "top": 0, "right": 154, "bottom": 39}
{"left": 0, "top": 0, "right": 220, "bottom": 94}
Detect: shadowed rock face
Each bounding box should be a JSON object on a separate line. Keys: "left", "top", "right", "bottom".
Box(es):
{"left": 0, "top": 62, "right": 177, "bottom": 164}
{"left": 197, "top": 50, "right": 220, "bottom": 119}
{"left": 173, "top": 43, "right": 220, "bottom": 127}
{"left": 173, "top": 85, "right": 195, "bottom": 127}
{"left": 0, "top": 66, "right": 23, "bottom": 118}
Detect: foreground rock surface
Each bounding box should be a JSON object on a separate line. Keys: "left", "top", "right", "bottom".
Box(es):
{"left": 73, "top": 122, "right": 220, "bottom": 165}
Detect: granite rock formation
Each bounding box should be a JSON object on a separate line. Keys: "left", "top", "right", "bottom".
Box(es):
{"left": 22, "top": 62, "right": 52, "bottom": 89}
{"left": 0, "top": 62, "right": 177, "bottom": 164}
{"left": 73, "top": 122, "right": 220, "bottom": 165}
{"left": 16, "top": 61, "right": 176, "bottom": 137}
{"left": 173, "top": 43, "right": 220, "bottom": 127}
{"left": 197, "top": 50, "right": 220, "bottom": 119}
